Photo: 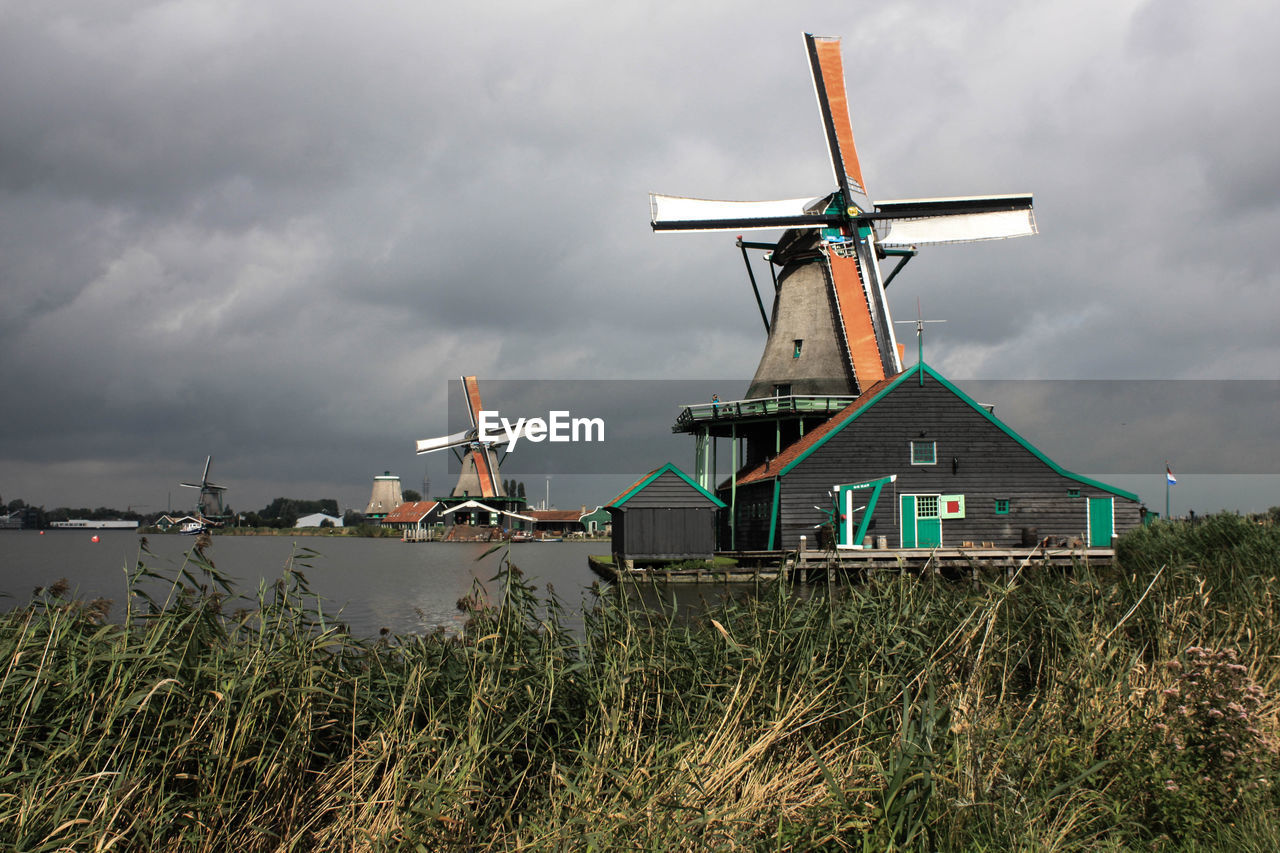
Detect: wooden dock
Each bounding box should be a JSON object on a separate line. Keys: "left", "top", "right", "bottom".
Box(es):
{"left": 590, "top": 542, "right": 1114, "bottom": 584}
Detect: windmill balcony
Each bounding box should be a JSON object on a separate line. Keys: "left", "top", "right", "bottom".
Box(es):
{"left": 672, "top": 394, "right": 856, "bottom": 435}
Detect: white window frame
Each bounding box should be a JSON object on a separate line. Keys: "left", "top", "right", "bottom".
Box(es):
{"left": 910, "top": 440, "right": 937, "bottom": 466}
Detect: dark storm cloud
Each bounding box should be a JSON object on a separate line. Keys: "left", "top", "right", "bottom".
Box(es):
{"left": 2, "top": 1, "right": 1278, "bottom": 515}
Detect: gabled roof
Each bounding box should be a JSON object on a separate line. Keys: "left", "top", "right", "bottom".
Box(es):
{"left": 381, "top": 501, "right": 439, "bottom": 524}
{"left": 732, "top": 363, "right": 1138, "bottom": 501}
{"left": 609, "top": 462, "right": 727, "bottom": 509}
{"left": 441, "top": 499, "right": 535, "bottom": 522}
{"left": 733, "top": 372, "right": 904, "bottom": 487}
{"left": 528, "top": 510, "right": 584, "bottom": 523}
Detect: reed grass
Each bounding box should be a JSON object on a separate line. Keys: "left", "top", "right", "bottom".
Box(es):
{"left": 1, "top": 516, "right": 1278, "bottom": 850}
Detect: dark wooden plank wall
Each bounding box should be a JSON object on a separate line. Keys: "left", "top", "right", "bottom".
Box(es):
{"left": 723, "top": 481, "right": 774, "bottom": 551}
{"left": 775, "top": 373, "right": 1141, "bottom": 549}
{"left": 614, "top": 506, "right": 717, "bottom": 560}
{"left": 609, "top": 470, "right": 722, "bottom": 559}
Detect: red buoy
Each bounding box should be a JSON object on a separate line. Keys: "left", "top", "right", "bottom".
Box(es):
{"left": 91, "top": 535, "right": 100, "bottom": 543}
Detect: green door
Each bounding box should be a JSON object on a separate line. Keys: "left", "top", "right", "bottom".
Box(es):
{"left": 916, "top": 495, "right": 942, "bottom": 548}
{"left": 901, "top": 494, "right": 942, "bottom": 548}
{"left": 1088, "top": 497, "right": 1114, "bottom": 547}
{"left": 900, "top": 495, "right": 916, "bottom": 548}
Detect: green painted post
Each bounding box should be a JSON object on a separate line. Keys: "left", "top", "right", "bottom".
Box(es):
{"left": 768, "top": 479, "right": 780, "bottom": 550}
{"left": 730, "top": 424, "right": 737, "bottom": 551}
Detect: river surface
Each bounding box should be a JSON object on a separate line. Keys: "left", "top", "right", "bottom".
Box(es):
{"left": 0, "top": 531, "right": 747, "bottom": 637}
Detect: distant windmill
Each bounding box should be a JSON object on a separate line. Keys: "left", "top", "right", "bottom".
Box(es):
{"left": 180, "top": 455, "right": 228, "bottom": 520}
{"left": 651, "top": 32, "right": 1037, "bottom": 399}
{"left": 415, "top": 376, "right": 530, "bottom": 501}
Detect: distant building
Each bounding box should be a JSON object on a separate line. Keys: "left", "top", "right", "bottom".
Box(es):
{"left": 155, "top": 514, "right": 205, "bottom": 532}
{"left": 365, "top": 471, "right": 404, "bottom": 521}
{"left": 527, "top": 510, "right": 586, "bottom": 537}
{"left": 579, "top": 506, "right": 611, "bottom": 535}
{"left": 380, "top": 501, "right": 444, "bottom": 533}
{"left": 296, "top": 512, "right": 343, "bottom": 528}
{"left": 48, "top": 519, "right": 139, "bottom": 530}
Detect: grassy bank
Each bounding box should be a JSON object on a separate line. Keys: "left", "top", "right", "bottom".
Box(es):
{"left": 2, "top": 517, "right": 1278, "bottom": 850}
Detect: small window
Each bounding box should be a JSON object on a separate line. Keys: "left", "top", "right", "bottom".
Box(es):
{"left": 773, "top": 384, "right": 791, "bottom": 398}
{"left": 1067, "top": 488, "right": 1080, "bottom": 497}
{"left": 916, "top": 495, "right": 939, "bottom": 518}
{"left": 994, "top": 499, "right": 1010, "bottom": 515}
{"left": 793, "top": 339, "right": 803, "bottom": 358}
{"left": 911, "top": 440, "right": 937, "bottom": 465}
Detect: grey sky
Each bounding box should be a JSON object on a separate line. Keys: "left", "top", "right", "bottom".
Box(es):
{"left": 2, "top": 1, "right": 1278, "bottom": 516}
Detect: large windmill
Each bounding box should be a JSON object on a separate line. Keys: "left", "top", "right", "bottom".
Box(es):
{"left": 415, "top": 376, "right": 531, "bottom": 525}
{"left": 655, "top": 32, "right": 1037, "bottom": 478}
{"left": 180, "top": 455, "right": 228, "bottom": 521}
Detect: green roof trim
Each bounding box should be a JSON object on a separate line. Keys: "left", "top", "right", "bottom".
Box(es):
{"left": 612, "top": 462, "right": 727, "bottom": 509}
{"left": 779, "top": 363, "right": 1139, "bottom": 502}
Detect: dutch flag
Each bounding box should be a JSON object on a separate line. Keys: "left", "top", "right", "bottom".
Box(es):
{"left": 1166, "top": 465, "right": 1177, "bottom": 485}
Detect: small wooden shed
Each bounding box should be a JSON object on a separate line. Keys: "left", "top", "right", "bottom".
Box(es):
{"left": 607, "top": 463, "right": 726, "bottom": 564}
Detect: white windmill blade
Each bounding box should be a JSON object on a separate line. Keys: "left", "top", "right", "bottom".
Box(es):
{"left": 650, "top": 193, "right": 835, "bottom": 233}
{"left": 873, "top": 194, "right": 1036, "bottom": 247}
{"left": 416, "top": 429, "right": 473, "bottom": 455}
{"left": 179, "top": 482, "right": 203, "bottom": 489}
{"left": 201, "top": 455, "right": 212, "bottom": 483}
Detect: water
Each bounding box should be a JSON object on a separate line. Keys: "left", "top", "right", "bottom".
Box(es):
{"left": 0, "top": 531, "right": 608, "bottom": 637}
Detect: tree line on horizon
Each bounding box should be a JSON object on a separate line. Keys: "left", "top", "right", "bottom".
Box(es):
{"left": 1, "top": 496, "right": 357, "bottom": 530}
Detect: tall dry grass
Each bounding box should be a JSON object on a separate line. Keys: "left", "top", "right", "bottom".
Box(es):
{"left": 0, "top": 516, "right": 1277, "bottom": 850}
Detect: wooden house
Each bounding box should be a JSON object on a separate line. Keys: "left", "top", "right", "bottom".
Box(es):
{"left": 608, "top": 463, "right": 726, "bottom": 563}
{"left": 380, "top": 500, "right": 444, "bottom": 533}
{"left": 527, "top": 510, "right": 587, "bottom": 537}
{"left": 580, "top": 506, "right": 611, "bottom": 535}
{"left": 724, "top": 363, "right": 1141, "bottom": 551}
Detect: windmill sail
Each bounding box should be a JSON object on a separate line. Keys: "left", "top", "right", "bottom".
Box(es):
{"left": 806, "top": 33, "right": 868, "bottom": 202}
{"left": 649, "top": 194, "right": 836, "bottom": 233}
{"left": 827, "top": 248, "right": 900, "bottom": 386}
{"left": 874, "top": 194, "right": 1037, "bottom": 246}
{"left": 462, "top": 375, "right": 484, "bottom": 428}
{"left": 652, "top": 31, "right": 1036, "bottom": 400}
{"left": 415, "top": 429, "right": 472, "bottom": 455}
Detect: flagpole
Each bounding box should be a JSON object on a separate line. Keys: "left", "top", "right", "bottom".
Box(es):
{"left": 1165, "top": 461, "right": 1170, "bottom": 520}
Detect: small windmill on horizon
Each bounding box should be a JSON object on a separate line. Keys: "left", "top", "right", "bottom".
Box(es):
{"left": 180, "top": 455, "right": 228, "bottom": 521}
